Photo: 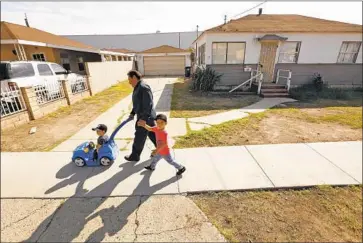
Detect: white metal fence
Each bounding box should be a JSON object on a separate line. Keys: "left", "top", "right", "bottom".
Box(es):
{"left": 70, "top": 76, "right": 89, "bottom": 94}
{"left": 34, "top": 81, "right": 65, "bottom": 105}
{"left": 1, "top": 87, "right": 27, "bottom": 117}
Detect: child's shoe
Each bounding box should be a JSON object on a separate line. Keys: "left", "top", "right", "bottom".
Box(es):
{"left": 176, "top": 166, "right": 186, "bottom": 176}
{"left": 144, "top": 165, "right": 155, "bottom": 171}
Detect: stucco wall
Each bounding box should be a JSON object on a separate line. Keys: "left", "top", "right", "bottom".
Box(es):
{"left": 279, "top": 33, "right": 363, "bottom": 64}
{"left": 197, "top": 32, "right": 362, "bottom": 65}
{"left": 0, "top": 44, "right": 18, "bottom": 61}
{"left": 196, "top": 32, "right": 362, "bottom": 86}
{"left": 135, "top": 55, "right": 145, "bottom": 75}
{"left": 85, "top": 61, "right": 133, "bottom": 94}
{"left": 0, "top": 45, "right": 59, "bottom": 62}
{"left": 208, "top": 64, "right": 258, "bottom": 86}
{"left": 54, "top": 49, "right": 101, "bottom": 75}
{"left": 24, "top": 46, "right": 58, "bottom": 62}
{"left": 275, "top": 63, "right": 362, "bottom": 86}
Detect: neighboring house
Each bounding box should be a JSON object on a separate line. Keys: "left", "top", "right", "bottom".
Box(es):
{"left": 0, "top": 22, "right": 133, "bottom": 75}
{"left": 100, "top": 49, "right": 135, "bottom": 62}
{"left": 102, "top": 48, "right": 137, "bottom": 55}
{"left": 193, "top": 14, "right": 363, "bottom": 89}
{"left": 136, "top": 45, "right": 191, "bottom": 76}
{"left": 101, "top": 48, "right": 135, "bottom": 61}
{"left": 62, "top": 31, "right": 200, "bottom": 52}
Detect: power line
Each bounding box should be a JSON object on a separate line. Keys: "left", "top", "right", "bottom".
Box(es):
{"left": 232, "top": 0, "right": 267, "bottom": 19}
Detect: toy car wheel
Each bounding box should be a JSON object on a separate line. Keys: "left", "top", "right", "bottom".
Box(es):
{"left": 74, "top": 157, "right": 85, "bottom": 167}
{"left": 100, "top": 157, "right": 112, "bottom": 166}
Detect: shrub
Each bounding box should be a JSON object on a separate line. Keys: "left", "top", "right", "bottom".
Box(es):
{"left": 290, "top": 84, "right": 359, "bottom": 101}
{"left": 312, "top": 73, "right": 324, "bottom": 92}
{"left": 289, "top": 73, "right": 361, "bottom": 101}
{"left": 190, "top": 66, "right": 223, "bottom": 92}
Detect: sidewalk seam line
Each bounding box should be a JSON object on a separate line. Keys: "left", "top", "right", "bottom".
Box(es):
{"left": 205, "top": 149, "right": 228, "bottom": 190}
{"left": 244, "top": 146, "right": 276, "bottom": 187}
{"left": 304, "top": 143, "right": 360, "bottom": 184}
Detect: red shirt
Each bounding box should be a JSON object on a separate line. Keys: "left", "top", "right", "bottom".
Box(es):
{"left": 152, "top": 127, "right": 170, "bottom": 155}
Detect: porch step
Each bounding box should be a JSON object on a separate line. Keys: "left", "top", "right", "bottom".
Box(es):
{"left": 210, "top": 91, "right": 256, "bottom": 96}
{"left": 261, "top": 93, "right": 290, "bottom": 98}
{"left": 261, "top": 84, "right": 286, "bottom": 89}
{"left": 261, "top": 88, "right": 287, "bottom": 93}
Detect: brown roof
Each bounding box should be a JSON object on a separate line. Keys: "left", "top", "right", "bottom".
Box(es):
{"left": 205, "top": 14, "right": 362, "bottom": 33}
{"left": 102, "top": 48, "right": 136, "bottom": 53}
{"left": 1, "top": 21, "right": 97, "bottom": 51}
{"left": 140, "top": 45, "right": 189, "bottom": 53}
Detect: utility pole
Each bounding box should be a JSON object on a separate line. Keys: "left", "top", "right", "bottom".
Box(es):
{"left": 178, "top": 32, "right": 181, "bottom": 48}
{"left": 195, "top": 25, "right": 199, "bottom": 68}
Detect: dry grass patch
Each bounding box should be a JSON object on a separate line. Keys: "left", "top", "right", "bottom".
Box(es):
{"left": 1, "top": 80, "right": 132, "bottom": 152}
{"left": 190, "top": 186, "right": 362, "bottom": 243}
{"left": 175, "top": 105, "right": 362, "bottom": 148}
{"left": 170, "top": 79, "right": 261, "bottom": 118}
{"left": 271, "top": 106, "right": 362, "bottom": 129}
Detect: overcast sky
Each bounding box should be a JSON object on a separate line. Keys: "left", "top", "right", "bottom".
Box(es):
{"left": 1, "top": 1, "right": 362, "bottom": 35}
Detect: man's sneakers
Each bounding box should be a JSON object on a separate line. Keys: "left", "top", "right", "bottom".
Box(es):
{"left": 176, "top": 166, "right": 186, "bottom": 176}
{"left": 124, "top": 155, "right": 140, "bottom": 162}
{"left": 144, "top": 165, "right": 155, "bottom": 171}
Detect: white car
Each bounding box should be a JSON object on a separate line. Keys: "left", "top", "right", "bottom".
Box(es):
{"left": 0, "top": 61, "right": 86, "bottom": 114}
{"left": 0, "top": 61, "right": 85, "bottom": 91}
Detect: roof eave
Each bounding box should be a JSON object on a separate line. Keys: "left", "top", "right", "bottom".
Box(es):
{"left": 1, "top": 39, "right": 100, "bottom": 54}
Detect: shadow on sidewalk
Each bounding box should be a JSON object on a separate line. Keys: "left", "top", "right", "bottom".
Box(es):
{"left": 23, "top": 159, "right": 180, "bottom": 242}
{"left": 154, "top": 83, "right": 174, "bottom": 113}
{"left": 44, "top": 161, "right": 111, "bottom": 195}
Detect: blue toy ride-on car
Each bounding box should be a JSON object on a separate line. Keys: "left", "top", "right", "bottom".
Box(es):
{"left": 72, "top": 117, "right": 133, "bottom": 167}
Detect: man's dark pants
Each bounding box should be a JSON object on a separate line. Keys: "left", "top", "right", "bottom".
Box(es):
{"left": 131, "top": 117, "right": 157, "bottom": 159}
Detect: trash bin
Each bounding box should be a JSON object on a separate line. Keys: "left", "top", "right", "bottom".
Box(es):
{"left": 185, "top": 67, "right": 191, "bottom": 78}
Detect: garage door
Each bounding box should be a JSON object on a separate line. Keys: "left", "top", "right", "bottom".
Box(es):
{"left": 144, "top": 56, "right": 185, "bottom": 76}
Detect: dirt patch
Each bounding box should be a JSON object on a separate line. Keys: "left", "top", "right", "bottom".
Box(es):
{"left": 171, "top": 79, "right": 261, "bottom": 118}
{"left": 258, "top": 114, "right": 362, "bottom": 144}
{"left": 175, "top": 107, "right": 362, "bottom": 148}
{"left": 1, "top": 81, "right": 132, "bottom": 152}
{"left": 190, "top": 186, "right": 362, "bottom": 242}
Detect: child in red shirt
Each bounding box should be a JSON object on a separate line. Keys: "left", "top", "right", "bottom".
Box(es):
{"left": 137, "top": 114, "right": 186, "bottom": 176}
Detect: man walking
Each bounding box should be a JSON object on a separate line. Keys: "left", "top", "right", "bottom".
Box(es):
{"left": 125, "top": 70, "right": 157, "bottom": 162}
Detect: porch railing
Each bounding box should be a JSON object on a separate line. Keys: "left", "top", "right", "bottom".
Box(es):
{"left": 276, "top": 69, "right": 292, "bottom": 92}
{"left": 229, "top": 70, "right": 263, "bottom": 93}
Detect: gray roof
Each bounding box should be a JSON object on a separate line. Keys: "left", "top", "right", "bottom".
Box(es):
{"left": 257, "top": 34, "right": 288, "bottom": 41}
{"left": 62, "top": 31, "right": 200, "bottom": 51}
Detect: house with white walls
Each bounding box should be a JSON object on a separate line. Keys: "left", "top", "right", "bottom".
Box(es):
{"left": 193, "top": 13, "right": 362, "bottom": 93}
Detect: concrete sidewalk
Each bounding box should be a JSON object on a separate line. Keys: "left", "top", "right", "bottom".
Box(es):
{"left": 1, "top": 141, "right": 361, "bottom": 198}
{"left": 188, "top": 97, "right": 296, "bottom": 131}
{"left": 52, "top": 77, "right": 187, "bottom": 152}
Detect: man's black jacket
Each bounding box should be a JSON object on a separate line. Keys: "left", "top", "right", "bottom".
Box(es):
{"left": 130, "top": 80, "right": 156, "bottom": 121}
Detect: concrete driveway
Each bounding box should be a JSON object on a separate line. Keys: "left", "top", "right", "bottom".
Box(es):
{"left": 52, "top": 77, "right": 187, "bottom": 152}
